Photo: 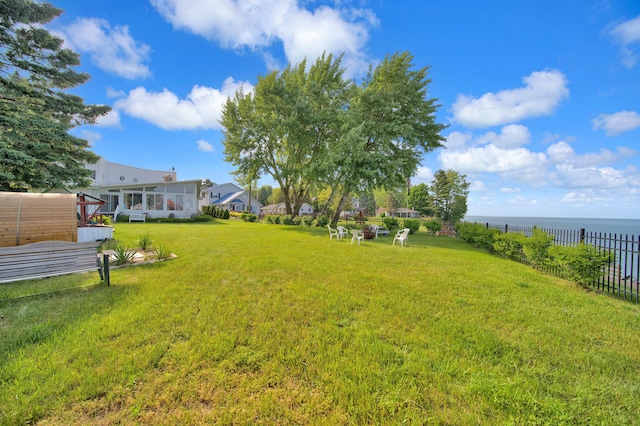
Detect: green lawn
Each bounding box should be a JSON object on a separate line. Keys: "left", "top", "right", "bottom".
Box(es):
{"left": 2, "top": 220, "right": 640, "bottom": 425}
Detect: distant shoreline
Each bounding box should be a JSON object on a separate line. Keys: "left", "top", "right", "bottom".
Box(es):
{"left": 463, "top": 216, "right": 640, "bottom": 236}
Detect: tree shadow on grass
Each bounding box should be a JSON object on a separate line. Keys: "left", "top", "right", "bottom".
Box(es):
{"left": 0, "top": 280, "right": 136, "bottom": 362}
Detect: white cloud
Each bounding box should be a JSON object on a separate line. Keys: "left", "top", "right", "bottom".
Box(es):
{"left": 413, "top": 166, "right": 434, "bottom": 183}
{"left": 94, "top": 110, "right": 121, "bottom": 127}
{"left": 114, "top": 77, "right": 253, "bottom": 130}
{"left": 440, "top": 143, "right": 546, "bottom": 174}
{"left": 58, "top": 18, "right": 151, "bottom": 79}
{"left": 451, "top": 69, "right": 569, "bottom": 128}
{"left": 554, "top": 164, "right": 628, "bottom": 188}
{"left": 476, "top": 124, "right": 531, "bottom": 149}
{"left": 593, "top": 111, "right": 640, "bottom": 136}
{"left": 150, "top": 0, "right": 376, "bottom": 75}
{"left": 500, "top": 187, "right": 521, "bottom": 193}
{"left": 197, "top": 140, "right": 214, "bottom": 152}
{"left": 79, "top": 130, "right": 102, "bottom": 146}
{"left": 444, "top": 131, "right": 472, "bottom": 149}
{"left": 609, "top": 15, "right": 640, "bottom": 68}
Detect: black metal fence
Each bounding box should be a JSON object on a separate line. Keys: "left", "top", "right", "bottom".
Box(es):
{"left": 481, "top": 223, "right": 640, "bottom": 303}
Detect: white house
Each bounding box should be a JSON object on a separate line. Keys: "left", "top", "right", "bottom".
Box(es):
{"left": 390, "top": 207, "right": 421, "bottom": 218}
{"left": 79, "top": 158, "right": 201, "bottom": 219}
{"left": 260, "top": 202, "right": 314, "bottom": 216}
{"left": 201, "top": 183, "right": 262, "bottom": 215}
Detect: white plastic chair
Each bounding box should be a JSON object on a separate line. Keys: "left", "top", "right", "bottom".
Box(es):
{"left": 328, "top": 225, "right": 339, "bottom": 241}
{"left": 351, "top": 229, "right": 364, "bottom": 246}
{"left": 337, "top": 226, "right": 349, "bottom": 240}
{"left": 393, "top": 228, "right": 410, "bottom": 246}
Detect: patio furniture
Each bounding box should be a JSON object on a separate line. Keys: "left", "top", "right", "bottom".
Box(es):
{"left": 337, "top": 226, "right": 349, "bottom": 240}
{"left": 327, "top": 225, "right": 339, "bottom": 241}
{"left": 393, "top": 228, "right": 410, "bottom": 246}
{"left": 351, "top": 229, "right": 364, "bottom": 246}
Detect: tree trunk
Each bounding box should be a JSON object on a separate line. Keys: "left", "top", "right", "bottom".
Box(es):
{"left": 319, "top": 184, "right": 339, "bottom": 217}
{"left": 330, "top": 192, "right": 349, "bottom": 226}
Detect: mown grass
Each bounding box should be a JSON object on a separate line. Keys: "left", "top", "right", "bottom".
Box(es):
{"left": 1, "top": 220, "right": 640, "bottom": 425}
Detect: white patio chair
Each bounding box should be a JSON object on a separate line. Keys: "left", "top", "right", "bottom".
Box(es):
{"left": 351, "top": 229, "right": 364, "bottom": 246}
{"left": 327, "top": 225, "right": 339, "bottom": 241}
{"left": 337, "top": 226, "right": 349, "bottom": 240}
{"left": 393, "top": 228, "right": 410, "bottom": 246}
{"left": 368, "top": 224, "right": 380, "bottom": 239}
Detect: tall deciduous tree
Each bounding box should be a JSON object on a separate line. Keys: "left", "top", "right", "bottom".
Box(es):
{"left": 222, "top": 51, "right": 446, "bottom": 221}
{"left": 408, "top": 182, "right": 433, "bottom": 216}
{"left": 430, "top": 169, "right": 469, "bottom": 223}
{"left": 327, "top": 52, "right": 446, "bottom": 224}
{"left": 0, "top": 0, "right": 110, "bottom": 191}
{"left": 222, "top": 53, "right": 352, "bottom": 217}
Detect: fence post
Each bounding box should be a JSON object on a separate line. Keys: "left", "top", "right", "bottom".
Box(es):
{"left": 505, "top": 224, "right": 508, "bottom": 233}
{"left": 580, "top": 228, "right": 585, "bottom": 243}
{"left": 103, "top": 253, "right": 110, "bottom": 286}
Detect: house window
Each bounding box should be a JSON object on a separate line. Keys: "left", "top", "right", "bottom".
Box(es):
{"left": 99, "top": 194, "right": 119, "bottom": 213}
{"left": 124, "top": 192, "right": 143, "bottom": 210}
{"left": 167, "top": 194, "right": 184, "bottom": 211}
{"left": 146, "top": 193, "right": 164, "bottom": 210}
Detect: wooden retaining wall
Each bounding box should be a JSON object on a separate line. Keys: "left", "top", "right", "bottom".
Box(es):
{"left": 0, "top": 192, "right": 77, "bottom": 247}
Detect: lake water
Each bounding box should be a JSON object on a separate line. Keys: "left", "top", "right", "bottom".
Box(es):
{"left": 463, "top": 216, "right": 640, "bottom": 237}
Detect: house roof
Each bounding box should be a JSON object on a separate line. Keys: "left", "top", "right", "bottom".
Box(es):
{"left": 216, "top": 191, "right": 244, "bottom": 205}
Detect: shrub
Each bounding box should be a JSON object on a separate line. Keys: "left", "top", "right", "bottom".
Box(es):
{"left": 153, "top": 244, "right": 173, "bottom": 260}
{"left": 292, "top": 216, "right": 302, "bottom": 226}
{"left": 423, "top": 218, "right": 442, "bottom": 234}
{"left": 115, "top": 214, "right": 129, "bottom": 223}
{"left": 522, "top": 228, "right": 554, "bottom": 269}
{"left": 549, "top": 243, "right": 612, "bottom": 287}
{"left": 493, "top": 232, "right": 527, "bottom": 260}
{"left": 274, "top": 215, "right": 282, "bottom": 224}
{"left": 382, "top": 217, "right": 399, "bottom": 232}
{"left": 456, "top": 223, "right": 501, "bottom": 252}
{"left": 223, "top": 210, "right": 230, "bottom": 219}
{"left": 240, "top": 212, "right": 248, "bottom": 221}
{"left": 137, "top": 233, "right": 154, "bottom": 251}
{"left": 282, "top": 214, "right": 294, "bottom": 225}
{"left": 315, "top": 215, "right": 329, "bottom": 227}
{"left": 112, "top": 245, "right": 136, "bottom": 266}
{"left": 302, "top": 216, "right": 314, "bottom": 227}
{"left": 247, "top": 214, "right": 258, "bottom": 222}
{"left": 403, "top": 219, "right": 420, "bottom": 234}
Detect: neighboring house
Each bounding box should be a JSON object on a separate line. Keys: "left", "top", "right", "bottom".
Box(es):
{"left": 390, "top": 207, "right": 421, "bottom": 218}
{"left": 79, "top": 158, "right": 201, "bottom": 219}
{"left": 260, "top": 202, "right": 314, "bottom": 216}
{"left": 201, "top": 183, "right": 262, "bottom": 215}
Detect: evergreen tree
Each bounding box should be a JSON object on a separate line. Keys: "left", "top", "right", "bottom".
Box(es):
{"left": 0, "top": 0, "right": 110, "bottom": 191}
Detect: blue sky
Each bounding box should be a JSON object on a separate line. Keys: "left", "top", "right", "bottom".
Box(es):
{"left": 48, "top": 0, "right": 640, "bottom": 218}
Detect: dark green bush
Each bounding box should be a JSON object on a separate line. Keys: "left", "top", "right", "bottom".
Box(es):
{"left": 403, "top": 219, "right": 420, "bottom": 234}
{"left": 316, "top": 216, "right": 329, "bottom": 227}
{"left": 493, "top": 232, "right": 527, "bottom": 260}
{"left": 282, "top": 215, "right": 294, "bottom": 225}
{"left": 247, "top": 214, "right": 258, "bottom": 222}
{"left": 302, "top": 216, "right": 314, "bottom": 227}
{"left": 456, "top": 223, "right": 501, "bottom": 252}
{"left": 424, "top": 218, "right": 442, "bottom": 234}
{"left": 223, "top": 210, "right": 230, "bottom": 219}
{"left": 274, "top": 215, "right": 282, "bottom": 224}
{"left": 549, "top": 243, "right": 612, "bottom": 287}
{"left": 522, "top": 228, "right": 553, "bottom": 269}
{"left": 382, "top": 217, "right": 399, "bottom": 231}
{"left": 116, "top": 214, "right": 129, "bottom": 222}
{"left": 292, "top": 216, "right": 302, "bottom": 226}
